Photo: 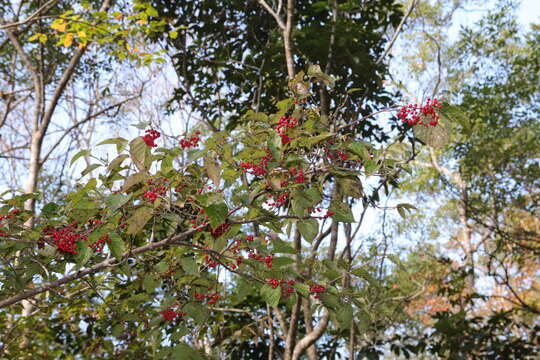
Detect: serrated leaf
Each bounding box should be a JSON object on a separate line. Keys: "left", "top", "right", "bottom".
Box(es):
{"left": 126, "top": 206, "right": 153, "bottom": 234}
{"left": 320, "top": 292, "right": 340, "bottom": 309}
{"left": 304, "top": 133, "right": 335, "bottom": 146}
{"left": 70, "top": 149, "right": 90, "bottom": 166}
{"left": 336, "top": 303, "right": 354, "bottom": 329}
{"left": 292, "top": 283, "right": 310, "bottom": 297}
{"left": 204, "top": 153, "right": 220, "bottom": 187}
{"left": 81, "top": 163, "right": 101, "bottom": 177}
{"left": 396, "top": 203, "right": 417, "bottom": 219}
{"left": 106, "top": 193, "right": 131, "bottom": 212}
{"left": 329, "top": 202, "right": 355, "bottom": 223}
{"left": 272, "top": 256, "right": 295, "bottom": 267}
{"left": 173, "top": 343, "right": 206, "bottom": 360}
{"left": 413, "top": 120, "right": 450, "bottom": 149}
{"left": 273, "top": 239, "right": 297, "bottom": 254}
{"left": 122, "top": 172, "right": 148, "bottom": 192}
{"left": 183, "top": 302, "right": 208, "bottom": 325}
{"left": 339, "top": 176, "right": 363, "bottom": 198}
{"left": 75, "top": 241, "right": 92, "bottom": 267}
{"left": 142, "top": 275, "right": 159, "bottom": 293}
{"left": 98, "top": 137, "right": 128, "bottom": 153}
{"left": 109, "top": 233, "right": 124, "bottom": 261}
{"left": 129, "top": 137, "right": 147, "bottom": 172}
{"left": 41, "top": 202, "right": 59, "bottom": 216}
{"left": 205, "top": 202, "right": 228, "bottom": 228}
{"left": 298, "top": 218, "right": 318, "bottom": 243}
{"left": 107, "top": 154, "right": 129, "bottom": 172}
{"left": 260, "top": 284, "right": 281, "bottom": 307}
{"left": 180, "top": 257, "right": 198, "bottom": 275}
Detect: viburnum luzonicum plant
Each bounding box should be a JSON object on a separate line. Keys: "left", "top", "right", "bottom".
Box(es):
{"left": 0, "top": 70, "right": 453, "bottom": 357}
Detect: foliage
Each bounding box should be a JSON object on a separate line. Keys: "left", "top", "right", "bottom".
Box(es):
{"left": 149, "top": 0, "right": 403, "bottom": 137}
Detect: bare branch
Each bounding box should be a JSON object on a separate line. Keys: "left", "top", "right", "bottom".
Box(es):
{"left": 257, "top": 0, "right": 285, "bottom": 29}
{"left": 375, "top": 0, "right": 418, "bottom": 65}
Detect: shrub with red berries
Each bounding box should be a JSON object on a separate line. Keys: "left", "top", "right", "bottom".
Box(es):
{"left": 397, "top": 98, "right": 443, "bottom": 126}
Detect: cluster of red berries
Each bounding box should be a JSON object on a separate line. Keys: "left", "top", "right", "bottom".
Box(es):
{"left": 397, "top": 98, "right": 442, "bottom": 126}
{"left": 159, "top": 308, "right": 187, "bottom": 321}
{"left": 194, "top": 292, "right": 219, "bottom": 305}
{"left": 0, "top": 209, "right": 20, "bottom": 221}
{"left": 248, "top": 251, "right": 274, "bottom": 268}
{"left": 179, "top": 130, "right": 201, "bottom": 149}
{"left": 274, "top": 115, "right": 298, "bottom": 145}
{"left": 89, "top": 235, "right": 110, "bottom": 253}
{"left": 204, "top": 250, "right": 219, "bottom": 268}
{"left": 289, "top": 168, "right": 305, "bottom": 184}
{"left": 328, "top": 150, "right": 349, "bottom": 162}
{"left": 143, "top": 129, "right": 160, "bottom": 147}
{"left": 143, "top": 178, "right": 167, "bottom": 202}
{"left": 0, "top": 209, "right": 20, "bottom": 237}
{"left": 267, "top": 192, "right": 289, "bottom": 208}
{"left": 210, "top": 222, "right": 230, "bottom": 237}
{"left": 267, "top": 278, "right": 296, "bottom": 298}
{"left": 44, "top": 222, "right": 87, "bottom": 254}
{"left": 309, "top": 284, "right": 326, "bottom": 299}
{"left": 240, "top": 152, "right": 272, "bottom": 177}
{"left": 293, "top": 97, "right": 307, "bottom": 105}
{"left": 41, "top": 219, "right": 116, "bottom": 254}
{"left": 307, "top": 207, "right": 334, "bottom": 219}
{"left": 189, "top": 208, "right": 210, "bottom": 230}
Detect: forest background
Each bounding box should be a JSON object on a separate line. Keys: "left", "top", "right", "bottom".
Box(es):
{"left": 0, "top": 0, "right": 538, "bottom": 359}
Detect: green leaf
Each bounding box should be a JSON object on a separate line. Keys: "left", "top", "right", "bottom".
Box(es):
{"left": 329, "top": 202, "right": 355, "bottom": 223}
{"left": 75, "top": 241, "right": 92, "bottom": 267}
{"left": 131, "top": 121, "right": 150, "bottom": 130}
{"left": 320, "top": 292, "right": 340, "bottom": 309}
{"left": 106, "top": 193, "right": 131, "bottom": 212}
{"left": 142, "top": 275, "right": 159, "bottom": 293}
{"left": 273, "top": 239, "right": 297, "bottom": 254}
{"left": 292, "top": 283, "right": 310, "bottom": 297}
{"left": 307, "top": 64, "right": 335, "bottom": 88}
{"left": 363, "top": 159, "right": 378, "bottom": 176}
{"left": 204, "top": 153, "right": 220, "bottom": 187}
{"left": 304, "top": 132, "right": 335, "bottom": 146}
{"left": 339, "top": 176, "right": 363, "bottom": 198}
{"left": 122, "top": 172, "right": 148, "bottom": 192}
{"left": 129, "top": 137, "right": 147, "bottom": 172}
{"left": 81, "top": 163, "right": 101, "bottom": 177}
{"left": 41, "top": 202, "right": 59, "bottom": 216}
{"left": 107, "top": 154, "right": 129, "bottom": 172}
{"left": 272, "top": 256, "right": 295, "bottom": 267}
{"left": 183, "top": 302, "right": 209, "bottom": 325}
{"left": 180, "top": 257, "right": 198, "bottom": 275}
{"left": 205, "top": 202, "right": 228, "bottom": 228}
{"left": 155, "top": 262, "right": 168, "bottom": 273}
{"left": 70, "top": 149, "right": 90, "bottom": 166}
{"left": 396, "top": 203, "right": 417, "bottom": 219}
{"left": 126, "top": 206, "right": 153, "bottom": 235}
{"left": 109, "top": 233, "right": 124, "bottom": 261}
{"left": 173, "top": 343, "right": 206, "bottom": 360}
{"left": 97, "top": 137, "right": 128, "bottom": 153}
{"left": 413, "top": 120, "right": 450, "bottom": 149}
{"left": 260, "top": 284, "right": 281, "bottom": 307}
{"left": 298, "top": 218, "right": 318, "bottom": 243}
{"left": 336, "top": 303, "right": 354, "bottom": 329}
{"left": 347, "top": 141, "right": 370, "bottom": 159}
